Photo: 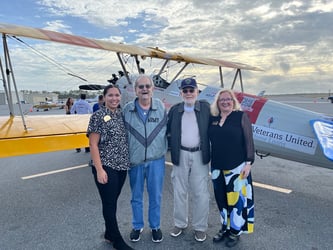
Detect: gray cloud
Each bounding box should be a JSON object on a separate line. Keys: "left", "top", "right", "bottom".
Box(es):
{"left": 2, "top": 0, "right": 332, "bottom": 94}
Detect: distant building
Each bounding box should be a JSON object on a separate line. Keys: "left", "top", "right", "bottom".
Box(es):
{"left": 0, "top": 91, "right": 58, "bottom": 105}
{"left": 0, "top": 91, "right": 24, "bottom": 105}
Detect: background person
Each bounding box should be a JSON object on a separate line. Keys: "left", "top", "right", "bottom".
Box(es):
{"left": 87, "top": 85, "right": 133, "bottom": 250}
{"left": 65, "top": 97, "right": 73, "bottom": 115}
{"left": 208, "top": 89, "right": 255, "bottom": 248}
{"left": 123, "top": 74, "right": 168, "bottom": 243}
{"left": 93, "top": 94, "right": 104, "bottom": 112}
{"left": 167, "top": 78, "right": 211, "bottom": 242}
{"left": 71, "top": 93, "right": 92, "bottom": 152}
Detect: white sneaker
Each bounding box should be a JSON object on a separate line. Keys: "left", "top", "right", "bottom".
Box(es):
{"left": 170, "top": 227, "right": 184, "bottom": 237}
{"left": 194, "top": 231, "right": 206, "bottom": 242}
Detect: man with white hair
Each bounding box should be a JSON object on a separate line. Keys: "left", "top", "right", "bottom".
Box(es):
{"left": 123, "top": 74, "right": 168, "bottom": 243}
{"left": 167, "top": 78, "right": 211, "bottom": 242}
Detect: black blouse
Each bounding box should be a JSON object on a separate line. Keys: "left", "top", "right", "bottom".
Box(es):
{"left": 208, "top": 111, "right": 254, "bottom": 170}
{"left": 87, "top": 106, "right": 130, "bottom": 171}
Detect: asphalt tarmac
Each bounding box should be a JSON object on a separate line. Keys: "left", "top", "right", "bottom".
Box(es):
{"left": 0, "top": 96, "right": 332, "bottom": 250}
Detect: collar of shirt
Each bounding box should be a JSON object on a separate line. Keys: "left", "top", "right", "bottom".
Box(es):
{"left": 135, "top": 100, "right": 149, "bottom": 122}
{"left": 184, "top": 105, "right": 195, "bottom": 112}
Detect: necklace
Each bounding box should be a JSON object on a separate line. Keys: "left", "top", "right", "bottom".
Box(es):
{"left": 219, "top": 119, "right": 225, "bottom": 127}
{"left": 219, "top": 112, "right": 231, "bottom": 126}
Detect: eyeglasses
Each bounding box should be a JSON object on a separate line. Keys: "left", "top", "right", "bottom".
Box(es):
{"left": 137, "top": 84, "right": 152, "bottom": 89}
{"left": 219, "top": 98, "right": 233, "bottom": 102}
{"left": 182, "top": 88, "right": 195, "bottom": 94}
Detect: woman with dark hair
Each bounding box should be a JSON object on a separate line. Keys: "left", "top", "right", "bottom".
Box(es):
{"left": 87, "top": 85, "right": 133, "bottom": 250}
{"left": 65, "top": 97, "right": 73, "bottom": 114}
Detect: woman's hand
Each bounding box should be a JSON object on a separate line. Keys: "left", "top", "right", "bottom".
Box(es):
{"left": 97, "top": 168, "right": 108, "bottom": 184}
{"left": 240, "top": 163, "right": 251, "bottom": 179}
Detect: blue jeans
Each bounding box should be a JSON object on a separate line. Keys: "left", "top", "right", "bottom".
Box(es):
{"left": 128, "top": 156, "right": 165, "bottom": 230}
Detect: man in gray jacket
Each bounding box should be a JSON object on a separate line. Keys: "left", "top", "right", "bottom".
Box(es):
{"left": 123, "top": 74, "right": 168, "bottom": 243}
{"left": 167, "top": 78, "right": 211, "bottom": 242}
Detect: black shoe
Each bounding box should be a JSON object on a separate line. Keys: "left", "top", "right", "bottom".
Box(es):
{"left": 104, "top": 238, "right": 112, "bottom": 244}
{"left": 225, "top": 234, "right": 240, "bottom": 248}
{"left": 213, "top": 229, "right": 228, "bottom": 243}
{"left": 152, "top": 228, "right": 163, "bottom": 243}
{"left": 130, "top": 228, "right": 143, "bottom": 242}
{"left": 102, "top": 233, "right": 112, "bottom": 244}
{"left": 76, "top": 148, "right": 81, "bottom": 153}
{"left": 113, "top": 237, "right": 134, "bottom": 250}
{"left": 85, "top": 147, "right": 90, "bottom": 153}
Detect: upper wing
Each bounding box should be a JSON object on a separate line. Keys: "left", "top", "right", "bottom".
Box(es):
{"left": 0, "top": 22, "right": 261, "bottom": 71}
{"left": 146, "top": 47, "right": 262, "bottom": 71}
{"left": 0, "top": 23, "right": 150, "bottom": 56}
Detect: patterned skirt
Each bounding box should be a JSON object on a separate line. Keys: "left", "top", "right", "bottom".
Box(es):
{"left": 211, "top": 162, "right": 254, "bottom": 235}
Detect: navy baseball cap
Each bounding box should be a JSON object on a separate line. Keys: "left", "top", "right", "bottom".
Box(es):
{"left": 180, "top": 78, "right": 197, "bottom": 89}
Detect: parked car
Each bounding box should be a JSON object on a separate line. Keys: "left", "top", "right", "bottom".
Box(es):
{"left": 33, "top": 101, "right": 60, "bottom": 111}
{"left": 328, "top": 96, "right": 333, "bottom": 103}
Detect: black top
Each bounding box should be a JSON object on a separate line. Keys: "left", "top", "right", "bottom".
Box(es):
{"left": 87, "top": 106, "right": 130, "bottom": 171}
{"left": 208, "top": 111, "right": 254, "bottom": 170}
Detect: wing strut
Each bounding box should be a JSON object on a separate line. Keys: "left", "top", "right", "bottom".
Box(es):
{"left": 2, "top": 34, "right": 28, "bottom": 130}
{"left": 0, "top": 56, "right": 11, "bottom": 113}
{"left": 230, "top": 69, "right": 244, "bottom": 92}
{"left": 116, "top": 52, "right": 132, "bottom": 85}
{"left": 219, "top": 66, "right": 224, "bottom": 88}
{"left": 157, "top": 59, "right": 169, "bottom": 76}
{"left": 133, "top": 55, "right": 142, "bottom": 74}
{"left": 170, "top": 62, "right": 189, "bottom": 83}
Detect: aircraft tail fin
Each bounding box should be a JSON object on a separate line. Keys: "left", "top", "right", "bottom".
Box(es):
{"left": 310, "top": 119, "right": 333, "bottom": 161}
{"left": 198, "top": 86, "right": 220, "bottom": 104}
{"left": 161, "top": 79, "right": 182, "bottom": 97}
{"left": 257, "top": 90, "right": 266, "bottom": 97}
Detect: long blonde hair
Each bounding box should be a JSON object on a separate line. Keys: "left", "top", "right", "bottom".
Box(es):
{"left": 210, "top": 89, "right": 241, "bottom": 116}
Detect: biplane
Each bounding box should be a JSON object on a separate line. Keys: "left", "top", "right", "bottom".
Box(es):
{"left": 0, "top": 23, "right": 332, "bottom": 169}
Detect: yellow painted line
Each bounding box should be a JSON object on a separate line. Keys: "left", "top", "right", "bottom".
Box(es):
{"left": 166, "top": 161, "right": 292, "bottom": 194}
{"left": 21, "top": 164, "right": 88, "bottom": 180}
{"left": 22, "top": 161, "right": 172, "bottom": 180}
{"left": 253, "top": 182, "right": 292, "bottom": 194}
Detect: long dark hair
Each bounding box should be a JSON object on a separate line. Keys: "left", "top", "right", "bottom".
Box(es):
{"left": 65, "top": 97, "right": 72, "bottom": 107}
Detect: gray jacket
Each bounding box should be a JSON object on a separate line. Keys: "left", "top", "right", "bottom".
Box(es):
{"left": 123, "top": 98, "right": 168, "bottom": 166}
{"left": 167, "top": 100, "right": 211, "bottom": 166}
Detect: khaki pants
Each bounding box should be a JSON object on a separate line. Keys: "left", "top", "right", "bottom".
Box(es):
{"left": 171, "top": 150, "right": 210, "bottom": 231}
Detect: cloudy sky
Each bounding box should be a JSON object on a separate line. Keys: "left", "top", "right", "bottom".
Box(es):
{"left": 0, "top": 0, "right": 332, "bottom": 94}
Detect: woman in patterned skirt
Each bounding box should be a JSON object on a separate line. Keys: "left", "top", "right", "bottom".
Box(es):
{"left": 208, "top": 89, "right": 255, "bottom": 248}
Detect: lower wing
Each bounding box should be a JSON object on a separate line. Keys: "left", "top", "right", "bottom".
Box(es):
{"left": 0, "top": 114, "right": 90, "bottom": 158}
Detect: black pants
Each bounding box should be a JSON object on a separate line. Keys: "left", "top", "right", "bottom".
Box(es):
{"left": 212, "top": 169, "right": 228, "bottom": 232}
{"left": 92, "top": 166, "right": 127, "bottom": 242}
